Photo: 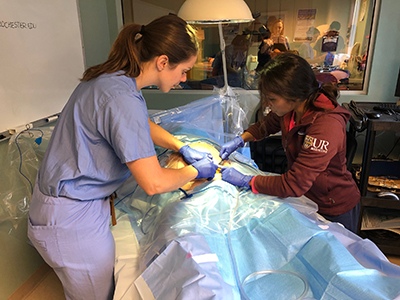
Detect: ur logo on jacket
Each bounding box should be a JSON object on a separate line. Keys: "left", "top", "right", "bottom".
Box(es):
{"left": 303, "top": 135, "right": 329, "bottom": 153}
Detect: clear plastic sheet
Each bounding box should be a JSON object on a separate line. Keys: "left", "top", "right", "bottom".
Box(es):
{"left": 0, "top": 88, "right": 259, "bottom": 236}
{"left": 150, "top": 86, "right": 259, "bottom": 144}
{"left": 113, "top": 122, "right": 400, "bottom": 299}
{"left": 118, "top": 134, "right": 400, "bottom": 299}
{"left": 138, "top": 184, "right": 319, "bottom": 269}
{"left": 150, "top": 95, "right": 225, "bottom": 143}
{"left": 216, "top": 86, "right": 259, "bottom": 137}
{"left": 135, "top": 199, "right": 400, "bottom": 299}
{"left": 0, "top": 127, "right": 53, "bottom": 236}
{"left": 114, "top": 133, "right": 319, "bottom": 268}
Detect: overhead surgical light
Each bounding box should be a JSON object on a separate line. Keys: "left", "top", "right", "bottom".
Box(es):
{"left": 178, "top": 0, "right": 253, "bottom": 24}
{"left": 178, "top": 0, "right": 254, "bottom": 93}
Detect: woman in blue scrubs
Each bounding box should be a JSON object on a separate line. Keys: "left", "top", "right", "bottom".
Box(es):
{"left": 27, "top": 15, "right": 218, "bottom": 300}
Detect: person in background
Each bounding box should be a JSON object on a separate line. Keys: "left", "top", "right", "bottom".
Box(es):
{"left": 219, "top": 53, "right": 361, "bottom": 234}
{"left": 270, "top": 18, "right": 290, "bottom": 51}
{"left": 298, "top": 27, "right": 327, "bottom": 65}
{"left": 27, "top": 15, "right": 218, "bottom": 300}
{"left": 256, "top": 18, "right": 290, "bottom": 72}
{"left": 211, "top": 34, "right": 250, "bottom": 87}
{"left": 314, "top": 21, "right": 346, "bottom": 58}
{"left": 266, "top": 16, "right": 277, "bottom": 34}
{"left": 255, "top": 26, "right": 273, "bottom": 72}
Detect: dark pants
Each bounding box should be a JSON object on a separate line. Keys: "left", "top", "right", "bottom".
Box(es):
{"left": 320, "top": 201, "right": 361, "bottom": 234}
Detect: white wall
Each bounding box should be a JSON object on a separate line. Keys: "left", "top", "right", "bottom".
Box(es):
{"left": 78, "top": 0, "right": 122, "bottom": 68}
{"left": 0, "top": 1, "right": 121, "bottom": 298}
{"left": 132, "top": 0, "right": 174, "bottom": 25}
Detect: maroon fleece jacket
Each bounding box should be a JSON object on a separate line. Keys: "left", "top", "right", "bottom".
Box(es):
{"left": 246, "top": 94, "right": 360, "bottom": 215}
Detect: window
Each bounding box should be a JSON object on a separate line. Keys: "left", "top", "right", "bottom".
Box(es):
{"left": 183, "top": 0, "right": 377, "bottom": 92}
{"left": 129, "top": 0, "right": 379, "bottom": 93}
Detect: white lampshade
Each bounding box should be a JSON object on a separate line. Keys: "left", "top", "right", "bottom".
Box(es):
{"left": 177, "top": 0, "right": 254, "bottom": 24}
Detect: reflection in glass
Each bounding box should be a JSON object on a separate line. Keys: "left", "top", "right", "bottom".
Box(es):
{"left": 174, "top": 0, "right": 377, "bottom": 92}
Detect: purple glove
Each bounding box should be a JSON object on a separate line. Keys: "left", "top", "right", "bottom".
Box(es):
{"left": 221, "top": 167, "right": 253, "bottom": 188}
{"left": 192, "top": 157, "right": 219, "bottom": 180}
{"left": 179, "top": 145, "right": 212, "bottom": 164}
{"left": 219, "top": 136, "right": 244, "bottom": 160}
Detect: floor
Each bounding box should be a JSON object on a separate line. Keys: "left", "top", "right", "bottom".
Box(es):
{"left": 8, "top": 263, "right": 65, "bottom": 300}
{"left": 8, "top": 255, "right": 400, "bottom": 299}
{"left": 24, "top": 268, "right": 65, "bottom": 300}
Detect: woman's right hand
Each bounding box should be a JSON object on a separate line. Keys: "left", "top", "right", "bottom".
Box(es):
{"left": 191, "top": 157, "right": 219, "bottom": 180}
{"left": 264, "top": 38, "right": 274, "bottom": 47}
{"left": 219, "top": 136, "right": 244, "bottom": 161}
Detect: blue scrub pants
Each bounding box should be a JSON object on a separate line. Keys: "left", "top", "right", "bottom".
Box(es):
{"left": 28, "top": 182, "right": 115, "bottom": 300}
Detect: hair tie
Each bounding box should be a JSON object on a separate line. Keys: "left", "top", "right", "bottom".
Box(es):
{"left": 318, "top": 82, "right": 323, "bottom": 91}
{"left": 140, "top": 25, "right": 145, "bottom": 35}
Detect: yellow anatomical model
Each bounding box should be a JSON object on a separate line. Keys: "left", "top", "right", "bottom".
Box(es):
{"left": 165, "top": 141, "right": 231, "bottom": 191}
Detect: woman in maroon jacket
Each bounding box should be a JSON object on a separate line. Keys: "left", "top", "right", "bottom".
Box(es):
{"left": 220, "top": 53, "right": 361, "bottom": 233}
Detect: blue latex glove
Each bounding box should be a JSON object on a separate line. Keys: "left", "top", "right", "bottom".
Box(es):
{"left": 191, "top": 157, "right": 219, "bottom": 180}
{"left": 179, "top": 145, "right": 212, "bottom": 164}
{"left": 221, "top": 167, "right": 253, "bottom": 188}
{"left": 219, "top": 136, "right": 244, "bottom": 161}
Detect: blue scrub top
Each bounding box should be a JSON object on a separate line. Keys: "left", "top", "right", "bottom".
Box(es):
{"left": 38, "top": 72, "right": 156, "bottom": 200}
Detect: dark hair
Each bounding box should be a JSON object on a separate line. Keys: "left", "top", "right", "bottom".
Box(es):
{"left": 231, "top": 34, "right": 250, "bottom": 48}
{"left": 81, "top": 15, "right": 198, "bottom": 81}
{"left": 258, "top": 53, "right": 338, "bottom": 111}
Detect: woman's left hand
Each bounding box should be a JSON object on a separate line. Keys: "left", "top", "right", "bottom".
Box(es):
{"left": 221, "top": 167, "right": 253, "bottom": 188}
{"left": 179, "top": 145, "right": 212, "bottom": 164}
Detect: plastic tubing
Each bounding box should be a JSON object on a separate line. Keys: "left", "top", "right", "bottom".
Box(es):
{"left": 15, "top": 129, "right": 44, "bottom": 194}
{"left": 242, "top": 270, "right": 309, "bottom": 300}
{"left": 226, "top": 191, "right": 310, "bottom": 300}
